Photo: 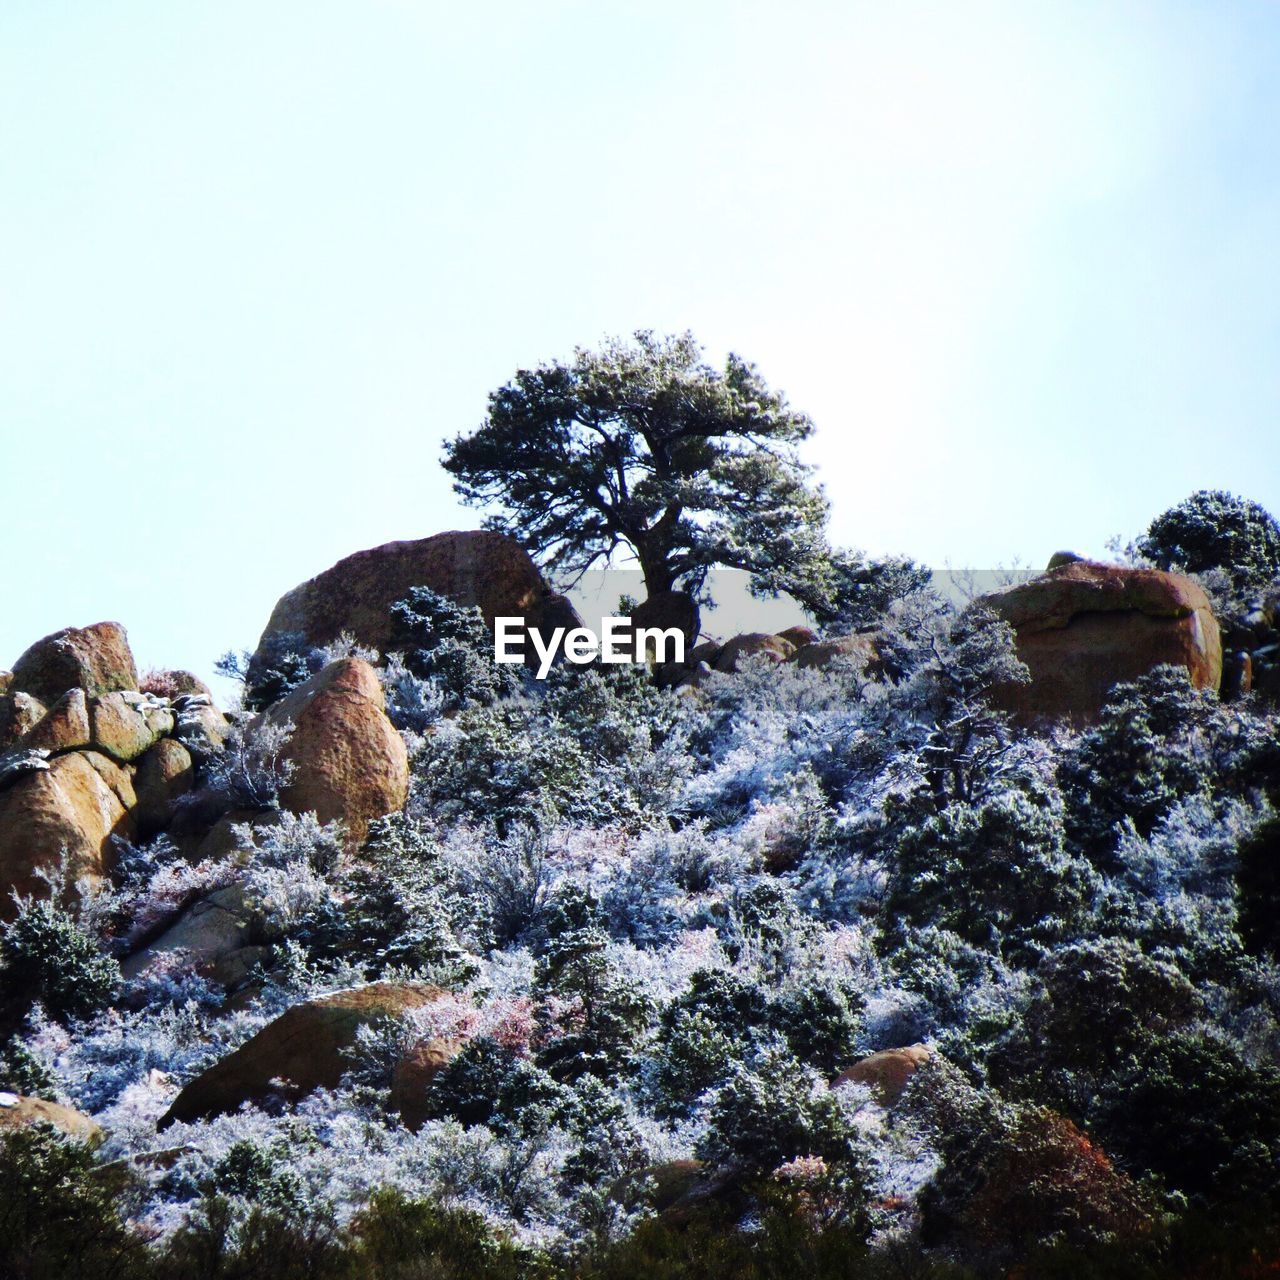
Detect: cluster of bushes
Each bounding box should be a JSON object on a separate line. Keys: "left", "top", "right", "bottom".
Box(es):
{"left": 1, "top": 490, "right": 1279, "bottom": 1276}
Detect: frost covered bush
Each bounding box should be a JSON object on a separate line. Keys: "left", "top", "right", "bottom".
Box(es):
{"left": 392, "top": 586, "right": 526, "bottom": 712}
{"left": 695, "top": 1043, "right": 865, "bottom": 1176}
{"left": 0, "top": 897, "right": 120, "bottom": 1022}
{"left": 1137, "top": 488, "right": 1280, "bottom": 596}
{"left": 190, "top": 717, "right": 297, "bottom": 815}
{"left": 83, "top": 835, "right": 236, "bottom": 954}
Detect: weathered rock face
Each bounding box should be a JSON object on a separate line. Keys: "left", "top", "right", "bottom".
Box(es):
{"left": 19, "top": 689, "right": 91, "bottom": 754}
{"left": 0, "top": 1093, "right": 104, "bottom": 1146}
{"left": 0, "top": 691, "right": 47, "bottom": 750}
{"left": 252, "top": 531, "right": 580, "bottom": 665}
{"left": 390, "top": 1039, "right": 462, "bottom": 1131}
{"left": 132, "top": 738, "right": 196, "bottom": 835}
{"left": 122, "top": 883, "right": 257, "bottom": 981}
{"left": 9, "top": 622, "right": 138, "bottom": 706}
{"left": 714, "top": 633, "right": 796, "bottom": 672}
{"left": 979, "top": 561, "right": 1222, "bottom": 725}
{"left": 0, "top": 751, "right": 134, "bottom": 918}
{"left": 90, "top": 691, "right": 174, "bottom": 762}
{"left": 260, "top": 659, "right": 408, "bottom": 843}
{"left": 832, "top": 1044, "right": 932, "bottom": 1107}
{"left": 160, "top": 982, "right": 444, "bottom": 1126}
{"left": 793, "top": 632, "right": 883, "bottom": 673}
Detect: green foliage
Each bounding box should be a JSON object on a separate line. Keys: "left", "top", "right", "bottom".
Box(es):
{"left": 695, "top": 1044, "right": 865, "bottom": 1179}
{"left": 882, "top": 778, "right": 1095, "bottom": 961}
{"left": 815, "top": 549, "right": 934, "bottom": 633}
{"left": 442, "top": 330, "right": 840, "bottom": 611}
{"left": 533, "top": 886, "right": 654, "bottom": 1082}
{"left": 1093, "top": 1031, "right": 1280, "bottom": 1201}
{"left": 0, "top": 1036, "right": 59, "bottom": 1099}
{"left": 1061, "top": 666, "right": 1220, "bottom": 864}
{"left": 208, "top": 1139, "right": 304, "bottom": 1214}
{"left": 986, "top": 938, "right": 1202, "bottom": 1120}
{"left": 0, "top": 1126, "right": 145, "bottom": 1280}
{"left": 349, "top": 1189, "right": 540, "bottom": 1280}
{"left": 425, "top": 1037, "right": 564, "bottom": 1133}
{"left": 1137, "top": 488, "right": 1280, "bottom": 595}
{"left": 767, "top": 981, "right": 864, "bottom": 1075}
{"left": 392, "top": 586, "right": 526, "bottom": 711}
{"left": 1, "top": 898, "right": 120, "bottom": 1023}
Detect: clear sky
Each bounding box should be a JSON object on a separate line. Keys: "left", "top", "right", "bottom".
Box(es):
{"left": 2, "top": 1, "right": 1278, "bottom": 687}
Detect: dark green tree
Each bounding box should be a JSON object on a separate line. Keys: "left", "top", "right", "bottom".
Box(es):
{"left": 443, "top": 331, "right": 841, "bottom": 612}
{"left": 1137, "top": 489, "right": 1280, "bottom": 595}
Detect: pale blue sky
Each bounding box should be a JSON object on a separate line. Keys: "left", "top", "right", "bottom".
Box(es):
{"left": 2, "top": 2, "right": 1278, "bottom": 686}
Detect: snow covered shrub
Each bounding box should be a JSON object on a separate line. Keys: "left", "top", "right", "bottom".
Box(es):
{"left": 0, "top": 897, "right": 120, "bottom": 1022}
{"left": 880, "top": 768, "right": 1096, "bottom": 962}
{"left": 440, "top": 824, "right": 552, "bottom": 949}
{"left": 83, "top": 835, "right": 236, "bottom": 955}
{"left": 191, "top": 716, "right": 297, "bottom": 814}
{"left": 392, "top": 586, "right": 525, "bottom": 712}
{"left": 985, "top": 937, "right": 1202, "bottom": 1121}
{"left": 532, "top": 886, "right": 654, "bottom": 1082}
{"left": 237, "top": 810, "right": 346, "bottom": 876}
{"left": 379, "top": 651, "right": 445, "bottom": 734}
{"left": 1137, "top": 488, "right": 1280, "bottom": 596}
{"left": 1060, "top": 665, "right": 1223, "bottom": 865}
{"left": 413, "top": 700, "right": 590, "bottom": 833}
{"left": 695, "top": 1043, "right": 865, "bottom": 1175}
{"left": 1091, "top": 1029, "right": 1280, "bottom": 1201}
{"left": 423, "top": 1036, "right": 565, "bottom": 1134}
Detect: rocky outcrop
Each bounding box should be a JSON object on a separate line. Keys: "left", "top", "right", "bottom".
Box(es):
{"left": 160, "top": 982, "right": 444, "bottom": 1126}
{"left": 0, "top": 1093, "right": 104, "bottom": 1146}
{"left": 0, "top": 692, "right": 47, "bottom": 751}
{"left": 979, "top": 560, "right": 1222, "bottom": 725}
{"left": 9, "top": 622, "right": 138, "bottom": 706}
{"left": 0, "top": 751, "right": 135, "bottom": 918}
{"left": 252, "top": 531, "right": 580, "bottom": 667}
{"left": 258, "top": 659, "right": 408, "bottom": 844}
{"left": 0, "top": 622, "right": 237, "bottom": 912}
{"left": 132, "top": 739, "right": 196, "bottom": 835}
{"left": 89, "top": 691, "right": 174, "bottom": 762}
{"left": 793, "top": 632, "right": 883, "bottom": 673}
{"left": 714, "top": 633, "right": 796, "bottom": 672}
{"left": 833, "top": 1044, "right": 932, "bottom": 1107}
{"left": 19, "top": 689, "right": 91, "bottom": 754}
{"left": 121, "top": 884, "right": 258, "bottom": 982}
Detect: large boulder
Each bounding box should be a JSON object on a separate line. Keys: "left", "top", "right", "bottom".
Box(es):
{"left": 252, "top": 531, "right": 579, "bottom": 665}
{"left": 9, "top": 622, "right": 138, "bottom": 706}
{"left": 160, "top": 981, "right": 444, "bottom": 1126}
{"left": 979, "top": 561, "right": 1222, "bottom": 725}
{"left": 122, "top": 883, "right": 258, "bottom": 981}
{"left": 0, "top": 692, "right": 47, "bottom": 750}
{"left": 714, "top": 633, "right": 796, "bottom": 673}
{"left": 259, "top": 659, "right": 408, "bottom": 844}
{"left": 18, "top": 689, "right": 91, "bottom": 754}
{"left": 89, "top": 691, "right": 174, "bottom": 762}
{"left": 390, "top": 1039, "right": 462, "bottom": 1131}
{"left": 792, "top": 632, "right": 884, "bottom": 674}
{"left": 0, "top": 750, "right": 134, "bottom": 917}
{"left": 132, "top": 738, "right": 196, "bottom": 835}
{"left": 832, "top": 1044, "right": 932, "bottom": 1107}
{"left": 0, "top": 1093, "right": 103, "bottom": 1146}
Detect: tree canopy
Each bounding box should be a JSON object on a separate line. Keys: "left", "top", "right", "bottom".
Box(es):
{"left": 443, "top": 331, "right": 842, "bottom": 613}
